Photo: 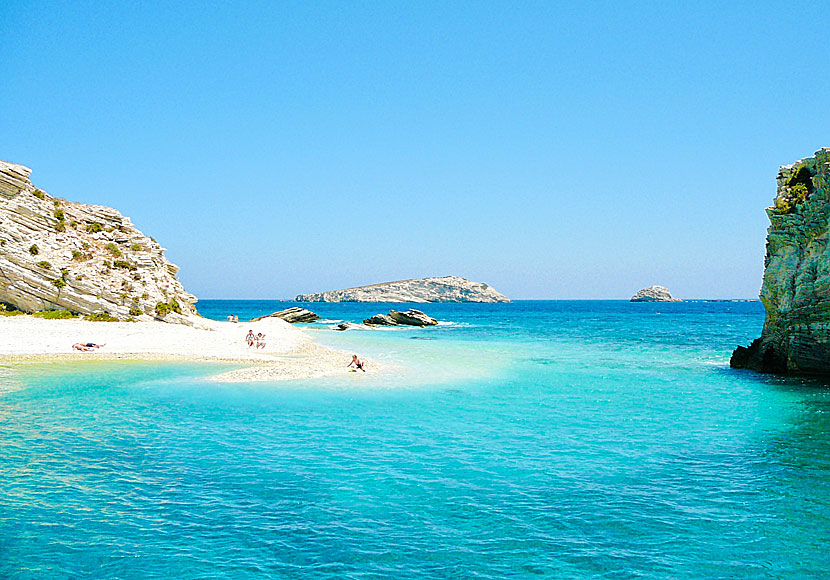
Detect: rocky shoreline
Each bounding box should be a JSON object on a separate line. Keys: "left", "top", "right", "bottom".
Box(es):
{"left": 731, "top": 147, "right": 830, "bottom": 374}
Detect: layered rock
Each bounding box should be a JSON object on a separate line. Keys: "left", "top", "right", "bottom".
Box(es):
{"left": 0, "top": 160, "right": 198, "bottom": 323}
{"left": 251, "top": 307, "right": 319, "bottom": 323}
{"left": 364, "top": 309, "right": 438, "bottom": 327}
{"left": 731, "top": 148, "right": 830, "bottom": 374}
{"left": 630, "top": 286, "right": 682, "bottom": 302}
{"left": 296, "top": 276, "right": 510, "bottom": 303}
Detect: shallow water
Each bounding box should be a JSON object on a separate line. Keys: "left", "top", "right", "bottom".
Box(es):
{"left": 2, "top": 301, "right": 829, "bottom": 578}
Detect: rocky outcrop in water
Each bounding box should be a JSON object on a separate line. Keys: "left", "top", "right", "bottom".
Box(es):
{"left": 630, "top": 286, "right": 682, "bottom": 302}
{"left": 731, "top": 148, "right": 830, "bottom": 374}
{"left": 0, "top": 160, "right": 198, "bottom": 323}
{"left": 364, "top": 309, "right": 438, "bottom": 327}
{"left": 296, "top": 276, "right": 509, "bottom": 303}
{"left": 251, "top": 307, "right": 319, "bottom": 323}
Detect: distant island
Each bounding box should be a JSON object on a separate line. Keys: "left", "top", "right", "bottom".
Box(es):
{"left": 296, "top": 276, "right": 510, "bottom": 303}
{"left": 630, "top": 285, "right": 682, "bottom": 302}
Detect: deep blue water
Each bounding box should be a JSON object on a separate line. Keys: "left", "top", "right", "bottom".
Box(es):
{"left": 2, "top": 300, "right": 830, "bottom": 579}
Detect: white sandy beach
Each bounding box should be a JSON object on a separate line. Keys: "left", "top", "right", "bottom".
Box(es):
{"left": 0, "top": 315, "right": 377, "bottom": 382}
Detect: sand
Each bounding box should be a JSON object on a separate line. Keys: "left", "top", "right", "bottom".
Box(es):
{"left": 0, "top": 315, "right": 376, "bottom": 382}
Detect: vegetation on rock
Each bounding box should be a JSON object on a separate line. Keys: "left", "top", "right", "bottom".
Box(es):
{"left": 85, "top": 311, "right": 119, "bottom": 322}
{"left": 29, "top": 244, "right": 39, "bottom": 255}
{"left": 36, "top": 261, "right": 51, "bottom": 270}
{"left": 33, "top": 310, "right": 77, "bottom": 319}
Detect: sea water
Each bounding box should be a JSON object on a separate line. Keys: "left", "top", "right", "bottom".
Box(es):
{"left": 2, "top": 301, "right": 829, "bottom": 579}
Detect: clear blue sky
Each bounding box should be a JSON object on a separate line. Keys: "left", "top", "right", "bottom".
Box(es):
{"left": 2, "top": 1, "right": 828, "bottom": 299}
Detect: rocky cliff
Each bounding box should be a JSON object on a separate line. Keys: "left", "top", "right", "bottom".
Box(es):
{"left": 0, "top": 160, "right": 198, "bottom": 323}
{"left": 296, "top": 276, "right": 510, "bottom": 303}
{"left": 731, "top": 147, "right": 830, "bottom": 373}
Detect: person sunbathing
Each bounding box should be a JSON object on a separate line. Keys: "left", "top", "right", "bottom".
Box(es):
{"left": 246, "top": 330, "right": 255, "bottom": 347}
{"left": 256, "top": 333, "right": 266, "bottom": 349}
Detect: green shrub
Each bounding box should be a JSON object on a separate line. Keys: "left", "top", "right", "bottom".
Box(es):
{"left": 0, "top": 304, "right": 24, "bottom": 316}
{"left": 53, "top": 199, "right": 62, "bottom": 207}
{"left": 55, "top": 221, "right": 66, "bottom": 232}
{"left": 129, "top": 306, "right": 143, "bottom": 317}
{"left": 54, "top": 208, "right": 65, "bottom": 221}
{"left": 72, "top": 250, "right": 92, "bottom": 261}
{"left": 32, "top": 189, "right": 45, "bottom": 200}
{"left": 786, "top": 164, "right": 814, "bottom": 193}
{"left": 113, "top": 260, "right": 137, "bottom": 271}
{"left": 154, "top": 300, "right": 182, "bottom": 317}
{"left": 85, "top": 222, "right": 103, "bottom": 233}
{"left": 775, "top": 183, "right": 811, "bottom": 214}
{"left": 29, "top": 244, "right": 39, "bottom": 255}
{"left": 81, "top": 241, "right": 90, "bottom": 250}
{"left": 106, "top": 243, "right": 122, "bottom": 257}
{"left": 85, "top": 311, "right": 119, "bottom": 322}
{"left": 51, "top": 278, "right": 66, "bottom": 289}
{"left": 69, "top": 221, "right": 78, "bottom": 229}
{"left": 130, "top": 243, "right": 144, "bottom": 252}
{"left": 33, "top": 309, "right": 77, "bottom": 319}
{"left": 36, "top": 260, "right": 51, "bottom": 270}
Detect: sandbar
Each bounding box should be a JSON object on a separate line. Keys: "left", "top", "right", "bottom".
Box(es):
{"left": 0, "top": 315, "right": 376, "bottom": 382}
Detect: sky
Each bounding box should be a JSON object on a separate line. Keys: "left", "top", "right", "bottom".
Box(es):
{"left": 2, "top": 1, "right": 828, "bottom": 299}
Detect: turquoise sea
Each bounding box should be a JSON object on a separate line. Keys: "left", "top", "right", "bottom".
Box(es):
{"left": 2, "top": 300, "right": 829, "bottom": 579}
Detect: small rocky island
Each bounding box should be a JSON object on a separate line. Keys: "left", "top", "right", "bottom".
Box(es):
{"left": 0, "top": 160, "right": 198, "bottom": 323}
{"left": 731, "top": 148, "right": 830, "bottom": 374}
{"left": 296, "top": 276, "right": 510, "bottom": 303}
{"left": 630, "top": 286, "right": 682, "bottom": 302}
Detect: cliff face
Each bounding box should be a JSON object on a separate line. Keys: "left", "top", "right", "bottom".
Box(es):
{"left": 296, "top": 276, "right": 510, "bottom": 303}
{"left": 731, "top": 148, "right": 830, "bottom": 373}
{"left": 0, "top": 160, "right": 198, "bottom": 323}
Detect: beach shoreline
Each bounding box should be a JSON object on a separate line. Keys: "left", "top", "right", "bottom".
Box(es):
{"left": 0, "top": 315, "right": 379, "bottom": 382}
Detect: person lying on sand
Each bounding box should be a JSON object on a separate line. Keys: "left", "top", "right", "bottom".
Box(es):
{"left": 72, "top": 343, "right": 104, "bottom": 352}
{"left": 256, "top": 333, "right": 266, "bottom": 349}
{"left": 347, "top": 354, "right": 365, "bottom": 372}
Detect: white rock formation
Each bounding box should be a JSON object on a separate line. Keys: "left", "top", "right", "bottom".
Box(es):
{"left": 0, "top": 160, "right": 199, "bottom": 323}
{"left": 296, "top": 276, "right": 510, "bottom": 303}
{"left": 630, "top": 285, "right": 682, "bottom": 302}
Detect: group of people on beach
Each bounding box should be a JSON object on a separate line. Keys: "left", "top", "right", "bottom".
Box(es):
{"left": 245, "top": 330, "right": 266, "bottom": 349}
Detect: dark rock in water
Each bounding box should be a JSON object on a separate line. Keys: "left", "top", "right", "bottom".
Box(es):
{"left": 251, "top": 307, "right": 319, "bottom": 323}
{"left": 363, "top": 313, "right": 398, "bottom": 326}
{"left": 389, "top": 309, "right": 438, "bottom": 326}
{"left": 364, "top": 309, "right": 438, "bottom": 327}
{"left": 732, "top": 147, "right": 830, "bottom": 375}
{"left": 730, "top": 338, "right": 787, "bottom": 373}
{"left": 335, "top": 322, "right": 371, "bottom": 331}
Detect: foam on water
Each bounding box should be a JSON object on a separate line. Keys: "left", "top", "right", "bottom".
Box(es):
{"left": 2, "top": 301, "right": 830, "bottom": 578}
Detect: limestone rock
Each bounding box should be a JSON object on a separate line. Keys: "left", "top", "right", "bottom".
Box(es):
{"left": 297, "top": 275, "right": 510, "bottom": 303}
{"left": 731, "top": 147, "right": 830, "bottom": 374}
{"left": 363, "top": 313, "right": 398, "bottom": 326}
{"left": 364, "top": 309, "right": 437, "bottom": 327}
{"left": 389, "top": 309, "right": 438, "bottom": 326}
{"left": 0, "top": 159, "right": 199, "bottom": 323}
{"left": 251, "top": 307, "right": 319, "bottom": 324}
{"left": 630, "top": 286, "right": 682, "bottom": 302}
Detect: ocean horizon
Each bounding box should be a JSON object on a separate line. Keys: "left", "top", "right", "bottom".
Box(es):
{"left": 3, "top": 299, "right": 829, "bottom": 578}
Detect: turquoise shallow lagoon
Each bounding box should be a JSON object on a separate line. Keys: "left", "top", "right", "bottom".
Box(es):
{"left": 2, "top": 301, "right": 830, "bottom": 578}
